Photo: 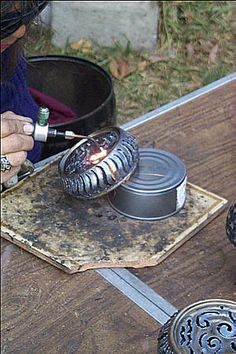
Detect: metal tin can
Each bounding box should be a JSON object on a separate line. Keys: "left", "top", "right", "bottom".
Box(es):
{"left": 108, "top": 148, "right": 187, "bottom": 220}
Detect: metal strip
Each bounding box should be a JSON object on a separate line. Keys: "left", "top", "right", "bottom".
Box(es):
{"left": 113, "top": 268, "right": 177, "bottom": 315}
{"left": 97, "top": 268, "right": 177, "bottom": 325}
{"left": 121, "top": 72, "right": 236, "bottom": 131}
{"left": 34, "top": 150, "right": 68, "bottom": 170}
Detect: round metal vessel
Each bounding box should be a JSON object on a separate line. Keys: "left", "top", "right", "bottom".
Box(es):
{"left": 157, "top": 299, "right": 236, "bottom": 354}
{"left": 58, "top": 127, "right": 139, "bottom": 199}
{"left": 108, "top": 148, "right": 187, "bottom": 220}
{"left": 27, "top": 55, "right": 116, "bottom": 158}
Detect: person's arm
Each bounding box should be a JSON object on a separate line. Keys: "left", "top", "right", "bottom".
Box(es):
{"left": 1, "top": 111, "right": 34, "bottom": 183}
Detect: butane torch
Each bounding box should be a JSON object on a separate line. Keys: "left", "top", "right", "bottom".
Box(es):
{"left": 33, "top": 106, "right": 99, "bottom": 147}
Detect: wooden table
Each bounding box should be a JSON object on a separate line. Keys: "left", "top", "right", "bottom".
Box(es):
{"left": 1, "top": 74, "right": 235, "bottom": 354}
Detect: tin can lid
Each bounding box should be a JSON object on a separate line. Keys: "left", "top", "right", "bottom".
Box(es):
{"left": 122, "top": 148, "right": 187, "bottom": 194}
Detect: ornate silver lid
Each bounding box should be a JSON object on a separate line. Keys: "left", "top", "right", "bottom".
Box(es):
{"left": 58, "top": 126, "right": 139, "bottom": 199}
{"left": 157, "top": 299, "right": 236, "bottom": 353}
{"left": 226, "top": 203, "right": 236, "bottom": 246}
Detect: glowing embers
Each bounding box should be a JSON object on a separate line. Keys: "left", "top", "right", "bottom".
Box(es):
{"left": 63, "top": 130, "right": 119, "bottom": 176}
{"left": 90, "top": 147, "right": 108, "bottom": 165}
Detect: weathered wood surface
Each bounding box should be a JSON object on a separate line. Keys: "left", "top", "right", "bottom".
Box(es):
{"left": 1, "top": 241, "right": 158, "bottom": 354}
{"left": 1, "top": 80, "right": 235, "bottom": 353}
{"left": 1, "top": 164, "right": 227, "bottom": 272}
{"left": 130, "top": 80, "right": 236, "bottom": 308}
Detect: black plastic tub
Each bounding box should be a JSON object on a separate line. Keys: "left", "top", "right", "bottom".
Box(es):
{"left": 27, "top": 55, "right": 116, "bottom": 159}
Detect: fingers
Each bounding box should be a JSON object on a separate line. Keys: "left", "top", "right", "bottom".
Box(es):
{"left": 1, "top": 134, "right": 34, "bottom": 154}
{"left": 1, "top": 112, "right": 35, "bottom": 185}
{"left": 1, "top": 117, "right": 34, "bottom": 138}
{"left": 1, "top": 151, "right": 28, "bottom": 184}
{"left": 1, "top": 111, "right": 33, "bottom": 123}
{"left": 3, "top": 151, "right": 28, "bottom": 168}
{"left": 1, "top": 166, "right": 21, "bottom": 184}
{"left": 1, "top": 114, "right": 34, "bottom": 154}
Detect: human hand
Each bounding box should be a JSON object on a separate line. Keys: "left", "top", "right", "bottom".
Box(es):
{"left": 1, "top": 111, "right": 34, "bottom": 183}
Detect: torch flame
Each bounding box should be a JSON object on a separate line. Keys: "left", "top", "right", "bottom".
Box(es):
{"left": 90, "top": 147, "right": 107, "bottom": 164}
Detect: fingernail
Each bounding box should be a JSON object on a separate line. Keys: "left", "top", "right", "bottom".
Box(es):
{"left": 23, "top": 123, "right": 34, "bottom": 135}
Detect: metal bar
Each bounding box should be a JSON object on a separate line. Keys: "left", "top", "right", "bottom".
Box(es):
{"left": 121, "top": 72, "right": 236, "bottom": 131}
{"left": 113, "top": 268, "right": 177, "bottom": 315}
{"left": 34, "top": 150, "right": 67, "bottom": 170}
{"left": 97, "top": 268, "right": 177, "bottom": 325}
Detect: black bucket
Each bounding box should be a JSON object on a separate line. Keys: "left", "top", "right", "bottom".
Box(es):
{"left": 27, "top": 55, "right": 116, "bottom": 159}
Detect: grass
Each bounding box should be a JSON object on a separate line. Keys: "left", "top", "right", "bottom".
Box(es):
{"left": 25, "top": 1, "right": 235, "bottom": 125}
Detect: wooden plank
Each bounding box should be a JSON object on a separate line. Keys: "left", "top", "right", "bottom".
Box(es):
{"left": 1, "top": 240, "right": 158, "bottom": 354}
{"left": 1, "top": 79, "right": 235, "bottom": 353}
{"left": 129, "top": 80, "right": 236, "bottom": 306}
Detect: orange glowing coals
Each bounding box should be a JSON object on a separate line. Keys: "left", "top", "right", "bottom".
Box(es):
{"left": 89, "top": 147, "right": 108, "bottom": 164}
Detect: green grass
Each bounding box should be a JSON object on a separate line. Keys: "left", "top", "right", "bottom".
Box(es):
{"left": 25, "top": 1, "right": 235, "bottom": 125}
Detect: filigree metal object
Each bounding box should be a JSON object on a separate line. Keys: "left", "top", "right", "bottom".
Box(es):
{"left": 157, "top": 299, "right": 236, "bottom": 354}
{"left": 58, "top": 127, "right": 139, "bottom": 199}
{"left": 226, "top": 203, "right": 236, "bottom": 246}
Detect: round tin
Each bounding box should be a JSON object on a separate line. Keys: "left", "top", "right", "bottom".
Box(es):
{"left": 108, "top": 148, "right": 187, "bottom": 220}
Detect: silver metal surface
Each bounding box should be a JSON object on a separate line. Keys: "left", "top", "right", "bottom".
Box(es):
{"left": 108, "top": 148, "right": 187, "bottom": 220}
{"left": 226, "top": 203, "right": 236, "bottom": 246}
{"left": 58, "top": 127, "right": 139, "bottom": 199}
{"left": 97, "top": 268, "right": 177, "bottom": 325}
{"left": 34, "top": 122, "right": 49, "bottom": 142}
{"left": 0, "top": 155, "right": 12, "bottom": 172}
{"left": 34, "top": 150, "right": 67, "bottom": 170}
{"left": 63, "top": 131, "right": 100, "bottom": 148}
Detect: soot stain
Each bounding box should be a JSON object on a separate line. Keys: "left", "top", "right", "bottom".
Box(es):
{"left": 100, "top": 247, "right": 111, "bottom": 261}
{"left": 59, "top": 242, "right": 72, "bottom": 249}
{"left": 90, "top": 220, "right": 130, "bottom": 249}
{"left": 24, "top": 233, "right": 39, "bottom": 243}
{"left": 32, "top": 240, "right": 47, "bottom": 250}
{"left": 154, "top": 236, "right": 167, "bottom": 252}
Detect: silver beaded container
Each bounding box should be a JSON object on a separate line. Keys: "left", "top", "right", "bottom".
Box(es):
{"left": 157, "top": 299, "right": 236, "bottom": 354}
{"left": 58, "top": 127, "right": 139, "bottom": 199}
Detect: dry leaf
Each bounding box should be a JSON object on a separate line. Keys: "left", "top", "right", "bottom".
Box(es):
{"left": 186, "top": 43, "right": 194, "bottom": 60}
{"left": 208, "top": 44, "right": 219, "bottom": 64}
{"left": 109, "top": 54, "right": 136, "bottom": 80}
{"left": 148, "top": 54, "right": 170, "bottom": 64}
{"left": 137, "top": 60, "right": 148, "bottom": 71}
{"left": 109, "top": 59, "right": 120, "bottom": 79}
{"left": 70, "top": 39, "right": 93, "bottom": 53}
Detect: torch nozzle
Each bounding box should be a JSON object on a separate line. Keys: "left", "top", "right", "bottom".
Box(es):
{"left": 34, "top": 124, "right": 101, "bottom": 151}
{"left": 34, "top": 107, "right": 100, "bottom": 150}
{"left": 52, "top": 129, "right": 100, "bottom": 150}
{"left": 62, "top": 130, "right": 101, "bottom": 150}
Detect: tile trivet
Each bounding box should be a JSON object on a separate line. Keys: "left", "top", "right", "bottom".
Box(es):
{"left": 1, "top": 157, "right": 227, "bottom": 273}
